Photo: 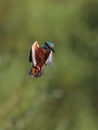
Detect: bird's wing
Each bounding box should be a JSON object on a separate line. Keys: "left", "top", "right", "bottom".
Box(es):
{"left": 31, "top": 41, "right": 39, "bottom": 66}
{"left": 45, "top": 51, "right": 52, "bottom": 66}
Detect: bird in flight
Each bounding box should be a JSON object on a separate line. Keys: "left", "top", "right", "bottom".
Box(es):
{"left": 29, "top": 41, "right": 55, "bottom": 78}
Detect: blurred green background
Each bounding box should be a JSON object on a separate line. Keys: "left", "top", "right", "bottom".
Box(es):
{"left": 0, "top": 0, "right": 98, "bottom": 129}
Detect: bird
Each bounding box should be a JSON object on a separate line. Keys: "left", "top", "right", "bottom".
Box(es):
{"left": 29, "top": 41, "right": 55, "bottom": 78}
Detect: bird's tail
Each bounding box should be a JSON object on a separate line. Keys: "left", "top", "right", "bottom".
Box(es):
{"left": 29, "top": 66, "right": 44, "bottom": 78}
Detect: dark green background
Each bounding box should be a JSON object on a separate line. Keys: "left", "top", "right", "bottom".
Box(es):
{"left": 0, "top": 0, "right": 98, "bottom": 129}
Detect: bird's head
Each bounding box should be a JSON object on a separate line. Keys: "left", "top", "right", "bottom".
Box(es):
{"left": 44, "top": 41, "right": 55, "bottom": 52}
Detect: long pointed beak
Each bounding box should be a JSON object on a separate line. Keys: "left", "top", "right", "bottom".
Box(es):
{"left": 51, "top": 48, "right": 55, "bottom": 53}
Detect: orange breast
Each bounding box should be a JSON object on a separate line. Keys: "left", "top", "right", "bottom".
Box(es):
{"left": 35, "top": 48, "right": 50, "bottom": 67}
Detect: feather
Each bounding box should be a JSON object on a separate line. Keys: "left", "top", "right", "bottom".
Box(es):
{"left": 45, "top": 51, "right": 52, "bottom": 66}
{"left": 29, "top": 65, "right": 44, "bottom": 78}
{"left": 31, "top": 41, "right": 39, "bottom": 66}
{"left": 29, "top": 49, "right": 32, "bottom": 62}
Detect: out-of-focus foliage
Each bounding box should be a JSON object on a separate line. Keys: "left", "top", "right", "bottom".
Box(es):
{"left": 0, "top": 0, "right": 98, "bottom": 130}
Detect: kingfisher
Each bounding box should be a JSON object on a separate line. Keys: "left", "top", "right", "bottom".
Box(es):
{"left": 29, "top": 41, "right": 55, "bottom": 78}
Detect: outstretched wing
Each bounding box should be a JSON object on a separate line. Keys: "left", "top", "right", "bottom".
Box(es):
{"left": 32, "top": 41, "right": 39, "bottom": 66}
{"left": 29, "top": 41, "right": 39, "bottom": 66}
{"left": 29, "top": 49, "right": 32, "bottom": 62}
{"left": 45, "top": 51, "right": 52, "bottom": 66}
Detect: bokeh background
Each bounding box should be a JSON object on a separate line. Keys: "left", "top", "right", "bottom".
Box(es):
{"left": 0, "top": 0, "right": 98, "bottom": 129}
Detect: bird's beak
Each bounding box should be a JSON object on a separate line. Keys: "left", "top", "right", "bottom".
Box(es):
{"left": 51, "top": 48, "right": 55, "bottom": 53}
